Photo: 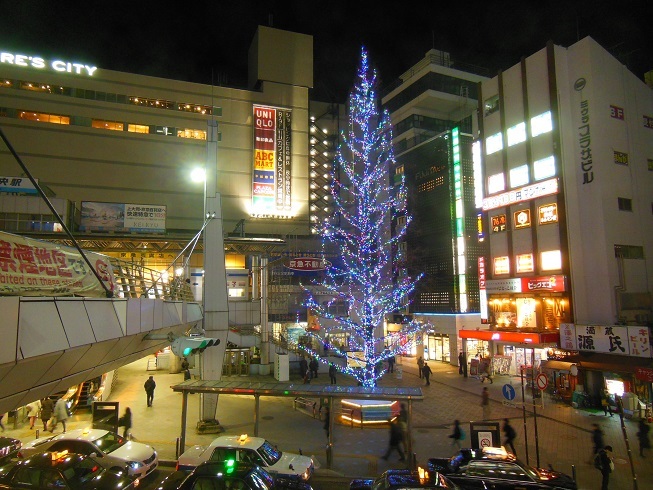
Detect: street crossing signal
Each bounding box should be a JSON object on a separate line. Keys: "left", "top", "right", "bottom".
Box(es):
{"left": 171, "top": 336, "right": 220, "bottom": 357}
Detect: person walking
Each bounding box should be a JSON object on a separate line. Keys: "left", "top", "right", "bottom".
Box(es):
{"left": 591, "top": 423, "right": 605, "bottom": 458}
{"left": 51, "top": 397, "right": 68, "bottom": 433}
{"left": 118, "top": 407, "right": 132, "bottom": 439}
{"left": 26, "top": 399, "right": 41, "bottom": 430}
{"left": 503, "top": 418, "right": 517, "bottom": 455}
{"left": 481, "top": 387, "right": 490, "bottom": 420}
{"left": 323, "top": 406, "right": 330, "bottom": 439}
{"left": 388, "top": 355, "right": 395, "bottom": 373}
{"left": 0, "top": 413, "right": 4, "bottom": 431}
{"left": 417, "top": 356, "right": 424, "bottom": 379}
{"left": 448, "top": 420, "right": 463, "bottom": 449}
{"left": 601, "top": 391, "right": 613, "bottom": 417}
{"left": 309, "top": 358, "right": 319, "bottom": 379}
{"left": 421, "top": 362, "right": 432, "bottom": 386}
{"left": 637, "top": 418, "right": 650, "bottom": 457}
{"left": 40, "top": 397, "right": 54, "bottom": 432}
{"left": 596, "top": 445, "right": 614, "bottom": 490}
{"left": 144, "top": 375, "right": 156, "bottom": 407}
{"left": 381, "top": 418, "right": 405, "bottom": 462}
{"left": 299, "top": 357, "right": 308, "bottom": 380}
{"left": 458, "top": 352, "right": 465, "bottom": 375}
{"left": 328, "top": 363, "right": 337, "bottom": 385}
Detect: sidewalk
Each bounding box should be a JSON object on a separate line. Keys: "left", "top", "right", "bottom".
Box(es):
{"left": 4, "top": 355, "right": 650, "bottom": 489}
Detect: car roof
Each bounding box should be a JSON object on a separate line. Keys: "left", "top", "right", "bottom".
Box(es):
{"left": 193, "top": 461, "right": 262, "bottom": 477}
{"left": 385, "top": 469, "right": 452, "bottom": 488}
{"left": 45, "top": 428, "right": 110, "bottom": 443}
{"left": 207, "top": 435, "right": 265, "bottom": 450}
{"left": 18, "top": 451, "right": 88, "bottom": 470}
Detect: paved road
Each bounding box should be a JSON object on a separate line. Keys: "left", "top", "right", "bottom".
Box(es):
{"left": 5, "top": 356, "right": 650, "bottom": 489}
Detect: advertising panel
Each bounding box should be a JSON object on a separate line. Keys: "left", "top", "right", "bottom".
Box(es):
{"left": 0, "top": 176, "right": 38, "bottom": 194}
{"left": 80, "top": 202, "right": 166, "bottom": 233}
{"left": 252, "top": 105, "right": 292, "bottom": 216}
{"left": 567, "top": 324, "right": 651, "bottom": 357}
{"left": 0, "top": 231, "right": 117, "bottom": 297}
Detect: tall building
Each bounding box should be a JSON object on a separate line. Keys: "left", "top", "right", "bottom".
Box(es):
{"left": 381, "top": 50, "right": 489, "bottom": 363}
{"left": 473, "top": 37, "right": 653, "bottom": 406}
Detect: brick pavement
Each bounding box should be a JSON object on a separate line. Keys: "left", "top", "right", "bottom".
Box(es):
{"left": 4, "top": 355, "right": 650, "bottom": 489}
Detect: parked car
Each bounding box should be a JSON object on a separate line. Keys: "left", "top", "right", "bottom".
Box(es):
{"left": 0, "top": 450, "right": 139, "bottom": 489}
{"left": 427, "top": 447, "right": 577, "bottom": 489}
{"left": 177, "top": 434, "right": 314, "bottom": 481}
{"left": 350, "top": 468, "right": 459, "bottom": 489}
{"left": 158, "top": 461, "right": 313, "bottom": 489}
{"left": 0, "top": 436, "right": 21, "bottom": 465}
{"left": 18, "top": 427, "right": 158, "bottom": 479}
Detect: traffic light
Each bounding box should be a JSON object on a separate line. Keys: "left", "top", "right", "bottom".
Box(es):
{"left": 171, "top": 336, "right": 220, "bottom": 357}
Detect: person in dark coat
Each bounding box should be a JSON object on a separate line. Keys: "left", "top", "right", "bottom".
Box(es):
{"left": 309, "top": 358, "right": 319, "bottom": 379}
{"left": 421, "top": 362, "right": 432, "bottom": 386}
{"left": 299, "top": 357, "right": 308, "bottom": 379}
{"left": 388, "top": 355, "right": 395, "bottom": 373}
{"left": 597, "top": 445, "right": 613, "bottom": 490}
{"left": 417, "top": 357, "right": 424, "bottom": 378}
{"left": 637, "top": 419, "right": 650, "bottom": 457}
{"left": 449, "top": 419, "right": 463, "bottom": 449}
{"left": 328, "top": 363, "right": 337, "bottom": 384}
{"left": 144, "top": 376, "right": 156, "bottom": 407}
{"left": 503, "top": 418, "right": 517, "bottom": 455}
{"left": 40, "top": 397, "right": 54, "bottom": 432}
{"left": 381, "top": 419, "right": 405, "bottom": 462}
{"left": 458, "top": 352, "right": 465, "bottom": 375}
{"left": 323, "top": 406, "right": 330, "bottom": 439}
{"left": 592, "top": 423, "right": 605, "bottom": 456}
{"left": 118, "top": 407, "right": 132, "bottom": 438}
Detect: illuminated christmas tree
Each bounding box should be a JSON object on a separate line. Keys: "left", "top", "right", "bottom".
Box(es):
{"left": 302, "top": 48, "right": 423, "bottom": 387}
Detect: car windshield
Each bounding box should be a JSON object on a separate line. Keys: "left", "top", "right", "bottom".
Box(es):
{"left": 91, "top": 432, "right": 126, "bottom": 454}
{"left": 247, "top": 468, "right": 275, "bottom": 489}
{"left": 256, "top": 441, "right": 281, "bottom": 466}
{"left": 62, "top": 457, "right": 104, "bottom": 486}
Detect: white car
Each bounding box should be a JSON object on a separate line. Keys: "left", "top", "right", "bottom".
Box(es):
{"left": 177, "top": 434, "right": 314, "bottom": 481}
{"left": 18, "top": 428, "right": 158, "bottom": 479}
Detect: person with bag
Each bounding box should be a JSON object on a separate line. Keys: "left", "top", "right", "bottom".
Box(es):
{"left": 503, "top": 418, "right": 517, "bottom": 455}
{"left": 26, "top": 400, "right": 41, "bottom": 430}
{"left": 448, "top": 420, "right": 464, "bottom": 449}
{"left": 594, "top": 445, "right": 614, "bottom": 490}
{"left": 51, "top": 397, "right": 68, "bottom": 433}
{"left": 118, "top": 407, "right": 132, "bottom": 438}
{"left": 40, "top": 397, "right": 54, "bottom": 432}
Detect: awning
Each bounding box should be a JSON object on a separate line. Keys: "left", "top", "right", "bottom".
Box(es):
{"left": 459, "top": 329, "right": 559, "bottom": 345}
{"left": 541, "top": 360, "right": 575, "bottom": 371}
{"left": 578, "top": 354, "right": 653, "bottom": 374}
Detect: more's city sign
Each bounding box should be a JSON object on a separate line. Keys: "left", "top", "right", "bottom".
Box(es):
{"left": 485, "top": 275, "right": 567, "bottom": 293}
{"left": 285, "top": 257, "right": 330, "bottom": 271}
{"left": 1, "top": 51, "right": 97, "bottom": 76}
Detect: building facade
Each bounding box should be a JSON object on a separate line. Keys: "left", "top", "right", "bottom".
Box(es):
{"left": 474, "top": 37, "right": 653, "bottom": 408}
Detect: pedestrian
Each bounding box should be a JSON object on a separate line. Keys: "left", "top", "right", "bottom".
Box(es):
{"left": 595, "top": 445, "right": 614, "bottom": 490}
{"left": 309, "top": 357, "right": 319, "bottom": 379}
{"left": 118, "top": 407, "right": 132, "bottom": 439}
{"left": 398, "top": 403, "right": 409, "bottom": 452}
{"left": 323, "top": 406, "right": 330, "bottom": 439}
{"left": 503, "top": 418, "right": 517, "bottom": 455}
{"left": 40, "top": 397, "right": 54, "bottom": 431}
{"left": 637, "top": 418, "right": 650, "bottom": 457}
{"left": 591, "top": 423, "right": 605, "bottom": 458}
{"left": 481, "top": 387, "right": 490, "bottom": 420}
{"left": 381, "top": 418, "right": 406, "bottom": 462}
{"left": 51, "top": 397, "right": 68, "bottom": 433}
{"left": 601, "top": 391, "right": 613, "bottom": 417}
{"left": 0, "top": 413, "right": 4, "bottom": 431}
{"left": 448, "top": 419, "right": 463, "bottom": 449}
{"left": 421, "top": 362, "right": 432, "bottom": 386}
{"left": 458, "top": 352, "right": 465, "bottom": 375}
{"left": 26, "top": 399, "right": 41, "bottom": 430}
{"left": 328, "top": 363, "right": 337, "bottom": 385}
{"left": 417, "top": 356, "right": 424, "bottom": 379}
{"left": 144, "top": 375, "right": 156, "bottom": 407}
{"left": 184, "top": 367, "right": 191, "bottom": 381}
{"left": 388, "top": 355, "right": 395, "bottom": 373}
{"left": 299, "top": 357, "right": 308, "bottom": 379}
{"left": 181, "top": 357, "right": 189, "bottom": 371}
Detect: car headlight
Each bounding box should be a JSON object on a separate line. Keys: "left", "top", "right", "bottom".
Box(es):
{"left": 127, "top": 461, "right": 144, "bottom": 470}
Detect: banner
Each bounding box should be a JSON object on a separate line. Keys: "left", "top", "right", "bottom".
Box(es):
{"left": 0, "top": 231, "right": 117, "bottom": 297}
{"left": 80, "top": 202, "right": 166, "bottom": 233}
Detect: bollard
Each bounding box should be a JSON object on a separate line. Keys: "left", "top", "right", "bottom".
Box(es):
{"left": 571, "top": 464, "right": 576, "bottom": 482}
{"left": 326, "top": 443, "right": 333, "bottom": 469}
{"left": 175, "top": 437, "right": 180, "bottom": 459}
{"left": 35, "top": 429, "right": 39, "bottom": 439}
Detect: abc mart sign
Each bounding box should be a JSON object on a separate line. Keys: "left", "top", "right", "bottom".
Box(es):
{"left": 1, "top": 51, "right": 97, "bottom": 76}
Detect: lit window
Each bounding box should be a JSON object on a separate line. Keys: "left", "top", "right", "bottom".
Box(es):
{"left": 494, "top": 256, "right": 510, "bottom": 275}
{"left": 507, "top": 122, "right": 526, "bottom": 147}
{"left": 541, "top": 250, "right": 562, "bottom": 271}
{"left": 531, "top": 111, "right": 553, "bottom": 137}
{"left": 510, "top": 165, "right": 529, "bottom": 188}
{"left": 487, "top": 173, "right": 505, "bottom": 194}
{"left": 19, "top": 111, "right": 70, "bottom": 125}
{"left": 533, "top": 156, "right": 556, "bottom": 180}
{"left": 92, "top": 119, "right": 124, "bottom": 131}
{"left": 177, "top": 128, "right": 207, "bottom": 140}
{"left": 128, "top": 124, "right": 149, "bottom": 133}
{"left": 484, "top": 95, "right": 499, "bottom": 116}
{"left": 516, "top": 254, "right": 534, "bottom": 273}
{"left": 485, "top": 133, "right": 503, "bottom": 155}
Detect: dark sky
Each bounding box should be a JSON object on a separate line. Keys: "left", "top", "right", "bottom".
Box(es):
{"left": 1, "top": 1, "right": 651, "bottom": 102}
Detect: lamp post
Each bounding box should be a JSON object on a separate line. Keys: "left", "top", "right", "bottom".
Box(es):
{"left": 197, "top": 119, "right": 229, "bottom": 432}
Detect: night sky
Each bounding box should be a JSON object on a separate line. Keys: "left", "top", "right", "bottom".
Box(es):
{"left": 1, "top": 1, "right": 651, "bottom": 102}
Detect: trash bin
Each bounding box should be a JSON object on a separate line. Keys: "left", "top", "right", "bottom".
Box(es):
{"left": 395, "top": 366, "right": 403, "bottom": 379}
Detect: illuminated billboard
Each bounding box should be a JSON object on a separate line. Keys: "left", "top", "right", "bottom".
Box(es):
{"left": 80, "top": 202, "right": 166, "bottom": 233}
{"left": 252, "top": 105, "right": 292, "bottom": 217}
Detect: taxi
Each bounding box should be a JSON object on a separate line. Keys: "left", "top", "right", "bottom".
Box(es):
{"left": 177, "top": 434, "right": 314, "bottom": 481}
{"left": 18, "top": 427, "right": 158, "bottom": 479}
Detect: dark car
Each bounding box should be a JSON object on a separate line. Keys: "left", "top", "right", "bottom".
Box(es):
{"left": 0, "top": 436, "right": 21, "bottom": 465}
{"left": 427, "top": 447, "right": 576, "bottom": 489}
{"left": 0, "top": 450, "right": 139, "bottom": 489}
{"left": 350, "top": 468, "right": 459, "bottom": 489}
{"left": 157, "top": 460, "right": 313, "bottom": 490}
